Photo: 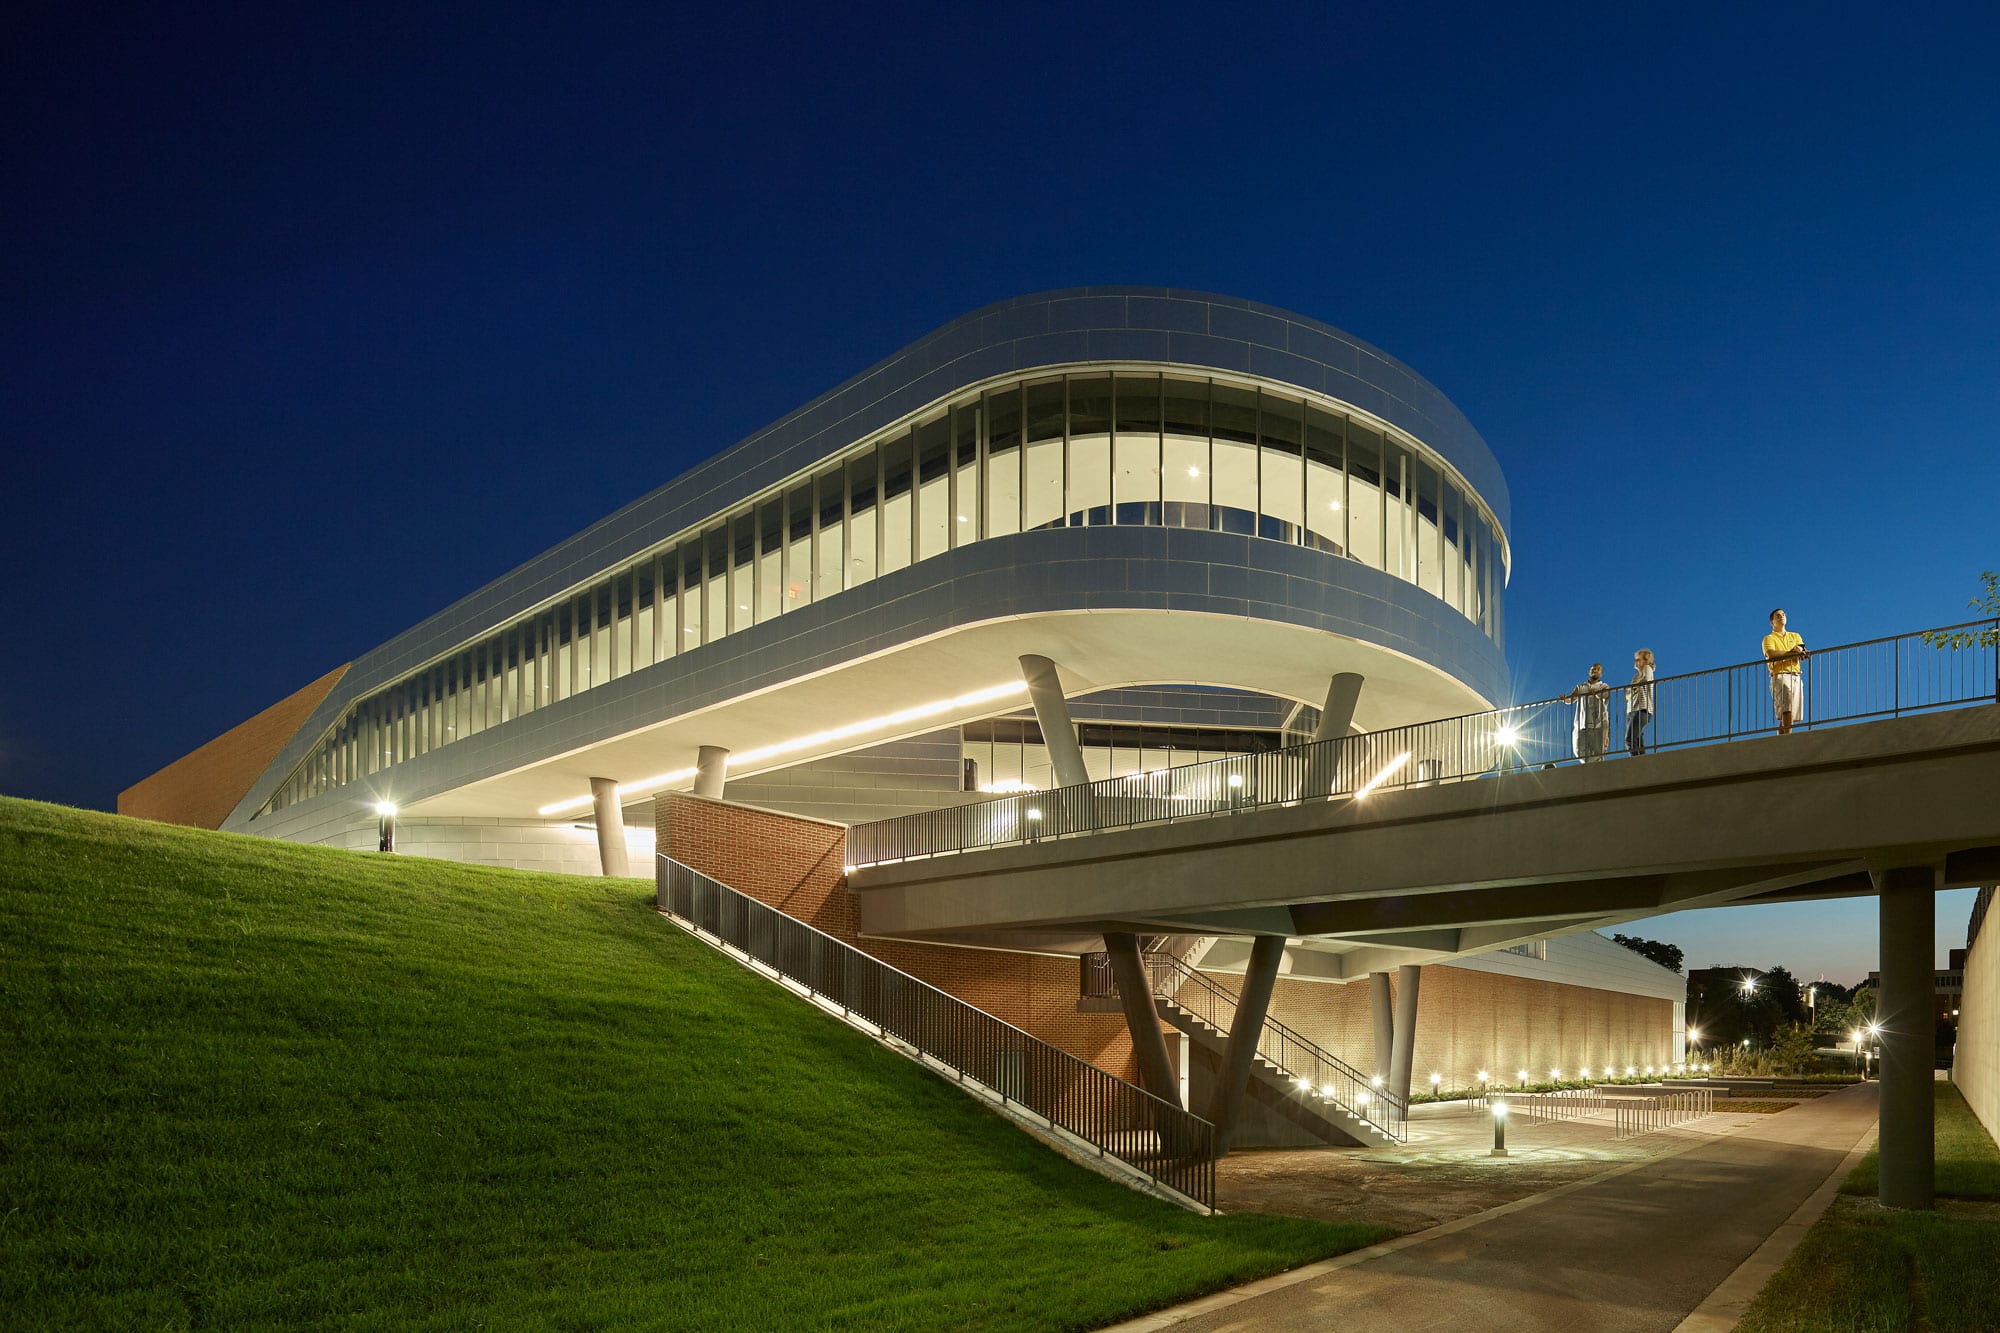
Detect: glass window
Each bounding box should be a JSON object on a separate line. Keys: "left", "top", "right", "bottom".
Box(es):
{"left": 1113, "top": 372, "right": 1160, "bottom": 521}
{"left": 1210, "top": 383, "right": 1259, "bottom": 534}
{"left": 703, "top": 525, "right": 728, "bottom": 645}
{"left": 1022, "top": 378, "right": 1065, "bottom": 530}
{"left": 985, "top": 384, "right": 1021, "bottom": 537}
{"left": 815, "top": 466, "right": 845, "bottom": 599}
{"left": 612, "top": 573, "right": 633, "bottom": 679}
{"left": 915, "top": 413, "right": 951, "bottom": 562}
{"left": 634, "top": 561, "right": 656, "bottom": 669}
{"left": 1415, "top": 457, "right": 1442, "bottom": 599}
{"left": 786, "top": 483, "right": 814, "bottom": 614}
{"left": 952, "top": 401, "right": 980, "bottom": 546}
{"left": 731, "top": 513, "right": 755, "bottom": 632}
{"left": 1258, "top": 390, "right": 1304, "bottom": 542}
{"left": 1304, "top": 405, "right": 1344, "bottom": 554}
{"left": 880, "top": 430, "right": 913, "bottom": 575}
{"left": 1162, "top": 377, "right": 1210, "bottom": 528}
{"left": 1442, "top": 483, "right": 1462, "bottom": 612}
{"left": 1067, "top": 375, "right": 1113, "bottom": 525}
{"left": 847, "top": 448, "right": 878, "bottom": 585}
{"left": 1346, "top": 420, "right": 1383, "bottom": 571}
{"left": 757, "top": 498, "right": 784, "bottom": 623}
{"left": 1381, "top": 436, "right": 1408, "bottom": 582}
{"left": 680, "top": 538, "right": 703, "bottom": 648}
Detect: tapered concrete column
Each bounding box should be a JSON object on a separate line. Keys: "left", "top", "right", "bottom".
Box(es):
{"left": 589, "top": 778, "right": 629, "bottom": 878}
{"left": 1312, "top": 672, "right": 1366, "bottom": 741}
{"left": 1207, "top": 935, "right": 1287, "bottom": 1153}
{"left": 1019, "top": 655, "right": 1089, "bottom": 790}
{"left": 1875, "top": 865, "right": 1939, "bottom": 1210}
{"left": 1388, "top": 964, "right": 1422, "bottom": 1106}
{"left": 1304, "top": 672, "right": 1364, "bottom": 798}
{"left": 693, "top": 746, "right": 730, "bottom": 800}
{"left": 1369, "top": 971, "right": 1395, "bottom": 1081}
{"left": 1103, "top": 932, "right": 1181, "bottom": 1108}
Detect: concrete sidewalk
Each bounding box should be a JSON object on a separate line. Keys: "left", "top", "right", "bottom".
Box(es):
{"left": 1116, "top": 1083, "right": 1880, "bottom": 1332}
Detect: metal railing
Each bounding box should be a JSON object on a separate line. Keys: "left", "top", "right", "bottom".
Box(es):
{"left": 1611, "top": 1088, "right": 1715, "bottom": 1137}
{"left": 1081, "top": 950, "right": 1407, "bottom": 1142}
{"left": 658, "top": 856, "right": 1216, "bottom": 1207}
{"left": 849, "top": 618, "right": 2000, "bottom": 867}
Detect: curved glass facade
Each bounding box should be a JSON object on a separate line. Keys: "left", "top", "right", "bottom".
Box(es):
{"left": 260, "top": 369, "right": 1508, "bottom": 815}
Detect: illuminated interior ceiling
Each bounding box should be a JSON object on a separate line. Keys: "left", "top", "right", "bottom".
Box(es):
{"left": 402, "top": 607, "right": 1494, "bottom": 819}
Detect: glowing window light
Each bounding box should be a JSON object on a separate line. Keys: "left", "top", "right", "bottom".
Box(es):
{"left": 1353, "top": 752, "right": 1411, "bottom": 799}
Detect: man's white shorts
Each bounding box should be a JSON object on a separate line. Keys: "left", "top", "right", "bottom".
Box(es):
{"left": 1770, "top": 672, "right": 1802, "bottom": 718}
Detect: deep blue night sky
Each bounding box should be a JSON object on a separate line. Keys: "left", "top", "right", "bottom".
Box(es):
{"left": 5, "top": 3, "right": 1996, "bottom": 979}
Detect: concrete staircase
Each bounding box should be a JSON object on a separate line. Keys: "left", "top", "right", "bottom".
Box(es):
{"left": 1153, "top": 991, "right": 1399, "bottom": 1149}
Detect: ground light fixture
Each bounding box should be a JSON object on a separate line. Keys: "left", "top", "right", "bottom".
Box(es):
{"left": 1495, "top": 723, "right": 1520, "bottom": 747}
{"left": 1517, "top": 1069, "right": 1529, "bottom": 1086}
{"left": 374, "top": 800, "right": 397, "bottom": 854}
{"left": 1477, "top": 1070, "right": 1489, "bottom": 1084}
{"left": 1490, "top": 1101, "right": 1509, "bottom": 1157}
{"left": 1430, "top": 1072, "right": 1442, "bottom": 1090}
{"left": 1550, "top": 1068, "right": 1562, "bottom": 1081}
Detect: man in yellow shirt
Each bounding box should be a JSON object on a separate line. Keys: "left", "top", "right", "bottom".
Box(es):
{"left": 1763, "top": 608, "right": 1808, "bottom": 734}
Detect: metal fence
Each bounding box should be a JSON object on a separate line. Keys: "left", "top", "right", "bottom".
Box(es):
{"left": 849, "top": 619, "right": 2000, "bottom": 867}
{"left": 1081, "top": 950, "right": 1407, "bottom": 1142}
{"left": 658, "top": 856, "right": 1216, "bottom": 1208}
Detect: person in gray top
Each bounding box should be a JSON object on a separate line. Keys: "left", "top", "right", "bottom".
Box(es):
{"left": 1626, "top": 648, "right": 1656, "bottom": 756}
{"left": 1569, "top": 663, "right": 1612, "bottom": 763}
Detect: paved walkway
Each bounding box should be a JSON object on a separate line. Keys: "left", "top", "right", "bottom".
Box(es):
{"left": 1117, "top": 1083, "right": 1881, "bottom": 1331}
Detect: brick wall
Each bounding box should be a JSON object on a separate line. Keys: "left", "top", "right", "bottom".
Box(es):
{"left": 119, "top": 664, "right": 350, "bottom": 830}
{"left": 656, "top": 792, "right": 1142, "bottom": 1080}
{"left": 1202, "top": 965, "right": 1675, "bottom": 1091}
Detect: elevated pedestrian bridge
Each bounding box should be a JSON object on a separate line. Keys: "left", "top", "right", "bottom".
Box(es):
{"left": 846, "top": 621, "right": 2000, "bottom": 970}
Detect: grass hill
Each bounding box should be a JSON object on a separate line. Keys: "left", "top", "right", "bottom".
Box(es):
{"left": 0, "top": 798, "right": 1382, "bottom": 1329}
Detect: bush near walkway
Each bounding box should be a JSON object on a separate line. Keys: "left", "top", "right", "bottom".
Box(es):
{"left": 0, "top": 798, "right": 1385, "bottom": 1330}
{"left": 1737, "top": 1083, "right": 2000, "bottom": 1333}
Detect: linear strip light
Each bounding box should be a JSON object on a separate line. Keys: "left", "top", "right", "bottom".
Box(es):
{"left": 536, "top": 679, "right": 1030, "bottom": 816}
{"left": 1352, "top": 752, "right": 1411, "bottom": 800}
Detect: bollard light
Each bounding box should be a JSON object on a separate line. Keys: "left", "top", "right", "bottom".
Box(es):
{"left": 1477, "top": 1070, "right": 1489, "bottom": 1085}
{"left": 1518, "top": 1069, "right": 1528, "bottom": 1086}
{"left": 374, "top": 800, "right": 397, "bottom": 854}
{"left": 1490, "top": 1100, "right": 1509, "bottom": 1157}
{"left": 1227, "top": 773, "right": 1244, "bottom": 788}
{"left": 1430, "top": 1072, "right": 1442, "bottom": 1090}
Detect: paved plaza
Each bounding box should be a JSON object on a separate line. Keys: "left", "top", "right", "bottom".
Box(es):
{"left": 1118, "top": 1083, "right": 1881, "bottom": 1331}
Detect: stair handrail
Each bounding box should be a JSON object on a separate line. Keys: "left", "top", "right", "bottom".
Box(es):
{"left": 658, "top": 856, "right": 1216, "bottom": 1207}
{"left": 1144, "top": 948, "right": 1408, "bottom": 1136}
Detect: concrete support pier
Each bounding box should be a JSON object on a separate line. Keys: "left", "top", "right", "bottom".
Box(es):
{"left": 1389, "top": 964, "right": 1422, "bottom": 1106}
{"left": 1019, "top": 654, "right": 1089, "bottom": 789}
{"left": 1304, "top": 672, "right": 1364, "bottom": 797}
{"left": 1207, "top": 935, "right": 1286, "bottom": 1153}
{"left": 1103, "top": 931, "right": 1181, "bottom": 1109}
{"left": 1874, "top": 864, "right": 1939, "bottom": 1210}
{"left": 589, "top": 777, "right": 629, "bottom": 877}
{"left": 693, "top": 746, "right": 730, "bottom": 800}
{"left": 1369, "top": 971, "right": 1395, "bottom": 1081}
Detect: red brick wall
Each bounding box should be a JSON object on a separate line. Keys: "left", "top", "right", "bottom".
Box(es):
{"left": 657, "top": 792, "right": 1143, "bottom": 1080}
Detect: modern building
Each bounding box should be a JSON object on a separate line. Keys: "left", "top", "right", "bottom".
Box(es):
{"left": 123, "top": 287, "right": 1685, "bottom": 1139}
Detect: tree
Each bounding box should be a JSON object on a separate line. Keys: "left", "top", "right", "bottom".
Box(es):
{"left": 1923, "top": 570, "right": 2000, "bottom": 649}
{"left": 1769, "top": 1024, "right": 1818, "bottom": 1074}
{"left": 1611, "top": 933, "right": 1684, "bottom": 974}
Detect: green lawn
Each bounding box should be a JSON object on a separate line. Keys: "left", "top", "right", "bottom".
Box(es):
{"left": 1737, "top": 1082, "right": 2000, "bottom": 1332}
{"left": 0, "top": 798, "right": 1383, "bottom": 1330}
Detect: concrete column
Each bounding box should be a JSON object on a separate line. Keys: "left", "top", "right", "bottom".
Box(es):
{"left": 1369, "top": 971, "right": 1395, "bottom": 1081}
{"left": 1388, "top": 964, "right": 1422, "bottom": 1106}
{"left": 693, "top": 745, "right": 730, "bottom": 800}
{"left": 1019, "top": 654, "right": 1089, "bottom": 790}
{"left": 1207, "top": 935, "right": 1287, "bottom": 1154}
{"left": 589, "top": 778, "right": 629, "bottom": 878}
{"left": 1103, "top": 932, "right": 1181, "bottom": 1108}
{"left": 1305, "top": 672, "right": 1364, "bottom": 798}
{"left": 1312, "top": 672, "right": 1366, "bottom": 741}
{"left": 1875, "top": 865, "right": 1939, "bottom": 1210}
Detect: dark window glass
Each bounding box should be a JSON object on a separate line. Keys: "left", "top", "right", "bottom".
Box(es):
{"left": 1211, "top": 384, "right": 1258, "bottom": 445}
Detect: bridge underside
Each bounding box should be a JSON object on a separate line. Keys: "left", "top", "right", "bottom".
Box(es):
{"left": 851, "top": 707, "right": 2000, "bottom": 972}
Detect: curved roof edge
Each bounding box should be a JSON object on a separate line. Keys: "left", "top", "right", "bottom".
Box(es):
{"left": 339, "top": 288, "right": 1510, "bottom": 706}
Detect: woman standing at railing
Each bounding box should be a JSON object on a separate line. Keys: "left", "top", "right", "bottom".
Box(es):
{"left": 1626, "top": 649, "right": 1656, "bottom": 756}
